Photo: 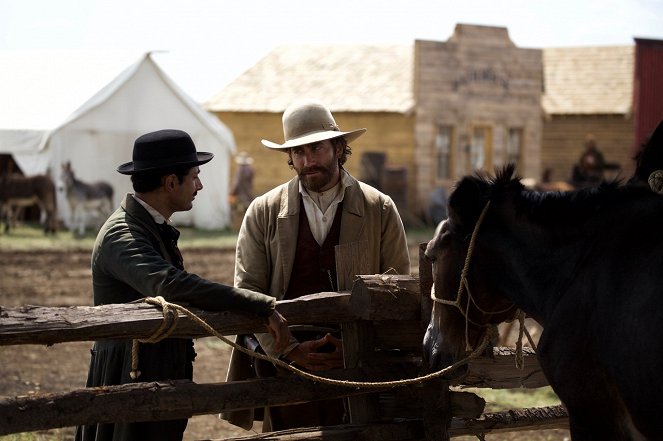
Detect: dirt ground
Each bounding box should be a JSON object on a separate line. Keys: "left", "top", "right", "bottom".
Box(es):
{"left": 0, "top": 246, "right": 569, "bottom": 441}
{"left": 0, "top": 247, "right": 256, "bottom": 440}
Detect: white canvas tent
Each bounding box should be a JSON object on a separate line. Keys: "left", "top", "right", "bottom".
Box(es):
{"left": 0, "top": 50, "right": 235, "bottom": 229}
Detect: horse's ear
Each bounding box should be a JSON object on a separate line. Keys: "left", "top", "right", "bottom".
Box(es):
{"left": 448, "top": 176, "right": 489, "bottom": 230}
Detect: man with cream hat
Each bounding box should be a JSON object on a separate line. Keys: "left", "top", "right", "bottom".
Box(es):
{"left": 224, "top": 100, "right": 410, "bottom": 431}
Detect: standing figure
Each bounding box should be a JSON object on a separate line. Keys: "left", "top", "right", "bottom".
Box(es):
{"left": 229, "top": 151, "right": 255, "bottom": 218}
{"left": 570, "top": 134, "right": 606, "bottom": 188}
{"left": 75, "top": 129, "right": 290, "bottom": 441}
{"left": 223, "top": 99, "right": 410, "bottom": 431}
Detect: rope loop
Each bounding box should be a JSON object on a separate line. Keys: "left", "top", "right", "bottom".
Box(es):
{"left": 130, "top": 296, "right": 179, "bottom": 379}
{"left": 129, "top": 296, "right": 498, "bottom": 388}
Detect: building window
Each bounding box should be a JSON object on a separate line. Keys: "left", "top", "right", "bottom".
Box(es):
{"left": 435, "top": 126, "right": 452, "bottom": 180}
{"left": 507, "top": 128, "right": 523, "bottom": 169}
{"left": 470, "top": 127, "right": 488, "bottom": 170}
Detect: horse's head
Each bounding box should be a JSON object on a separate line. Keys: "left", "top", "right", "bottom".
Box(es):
{"left": 58, "top": 161, "right": 75, "bottom": 193}
{"left": 423, "top": 165, "right": 521, "bottom": 377}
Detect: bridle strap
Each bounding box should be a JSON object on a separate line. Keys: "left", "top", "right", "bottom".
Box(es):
{"left": 431, "top": 200, "right": 491, "bottom": 312}
{"left": 430, "top": 200, "right": 518, "bottom": 350}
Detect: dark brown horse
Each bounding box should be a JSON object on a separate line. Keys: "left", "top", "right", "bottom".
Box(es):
{"left": 0, "top": 174, "right": 58, "bottom": 234}
{"left": 424, "top": 163, "right": 663, "bottom": 440}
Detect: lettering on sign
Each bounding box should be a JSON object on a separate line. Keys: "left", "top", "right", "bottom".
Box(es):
{"left": 452, "top": 68, "right": 510, "bottom": 91}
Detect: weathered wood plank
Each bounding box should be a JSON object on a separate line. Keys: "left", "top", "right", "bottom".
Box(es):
{"left": 0, "top": 376, "right": 389, "bottom": 435}
{"left": 0, "top": 292, "right": 355, "bottom": 346}
{"left": 335, "top": 241, "right": 370, "bottom": 291}
{"left": 0, "top": 274, "right": 422, "bottom": 346}
{"left": 209, "top": 405, "right": 568, "bottom": 440}
{"left": 337, "top": 241, "right": 382, "bottom": 424}
{"left": 449, "top": 405, "right": 569, "bottom": 435}
{"left": 0, "top": 373, "right": 486, "bottom": 436}
{"left": 215, "top": 420, "right": 426, "bottom": 441}
{"left": 461, "top": 347, "right": 548, "bottom": 389}
{"left": 349, "top": 275, "right": 421, "bottom": 321}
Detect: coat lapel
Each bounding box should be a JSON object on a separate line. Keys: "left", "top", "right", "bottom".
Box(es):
{"left": 339, "top": 174, "right": 365, "bottom": 244}
{"left": 277, "top": 178, "right": 300, "bottom": 294}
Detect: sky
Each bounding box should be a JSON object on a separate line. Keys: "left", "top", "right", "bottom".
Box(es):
{"left": 1, "top": 0, "right": 663, "bottom": 103}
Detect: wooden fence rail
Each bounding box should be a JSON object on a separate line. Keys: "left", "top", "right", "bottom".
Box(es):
{"left": 0, "top": 247, "right": 567, "bottom": 439}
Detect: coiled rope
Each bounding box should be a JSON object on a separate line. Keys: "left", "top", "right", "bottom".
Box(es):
{"left": 129, "top": 296, "right": 497, "bottom": 388}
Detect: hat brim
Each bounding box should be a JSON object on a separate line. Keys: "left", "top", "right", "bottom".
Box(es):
{"left": 117, "top": 152, "right": 214, "bottom": 175}
{"left": 261, "top": 128, "right": 366, "bottom": 150}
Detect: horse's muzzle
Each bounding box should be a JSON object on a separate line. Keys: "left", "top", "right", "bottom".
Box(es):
{"left": 423, "top": 320, "right": 468, "bottom": 380}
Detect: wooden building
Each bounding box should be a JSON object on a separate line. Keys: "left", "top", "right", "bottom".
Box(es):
{"left": 205, "top": 43, "right": 419, "bottom": 221}
{"left": 207, "top": 24, "right": 658, "bottom": 226}
{"left": 413, "top": 25, "right": 542, "bottom": 209}
{"left": 541, "top": 45, "right": 635, "bottom": 182}
{"left": 206, "top": 24, "right": 543, "bottom": 225}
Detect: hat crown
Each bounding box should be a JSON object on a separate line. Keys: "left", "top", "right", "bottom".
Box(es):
{"left": 117, "top": 129, "right": 213, "bottom": 175}
{"left": 283, "top": 100, "right": 339, "bottom": 142}
{"left": 261, "top": 99, "right": 365, "bottom": 150}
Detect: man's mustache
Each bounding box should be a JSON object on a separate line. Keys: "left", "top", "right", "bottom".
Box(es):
{"left": 301, "top": 167, "right": 325, "bottom": 174}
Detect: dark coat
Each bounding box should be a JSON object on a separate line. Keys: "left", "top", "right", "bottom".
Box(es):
{"left": 75, "top": 194, "right": 275, "bottom": 441}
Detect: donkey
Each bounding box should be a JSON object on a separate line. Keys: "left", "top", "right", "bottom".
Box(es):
{"left": 59, "top": 162, "right": 114, "bottom": 236}
{"left": 0, "top": 174, "right": 58, "bottom": 234}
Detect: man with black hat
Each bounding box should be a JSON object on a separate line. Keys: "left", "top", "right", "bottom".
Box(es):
{"left": 224, "top": 100, "right": 410, "bottom": 431}
{"left": 75, "top": 129, "right": 290, "bottom": 441}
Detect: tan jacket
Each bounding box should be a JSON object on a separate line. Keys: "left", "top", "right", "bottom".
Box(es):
{"left": 223, "top": 171, "right": 410, "bottom": 429}
{"left": 235, "top": 170, "right": 410, "bottom": 356}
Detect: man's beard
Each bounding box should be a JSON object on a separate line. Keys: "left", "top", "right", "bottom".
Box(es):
{"left": 299, "top": 165, "right": 335, "bottom": 192}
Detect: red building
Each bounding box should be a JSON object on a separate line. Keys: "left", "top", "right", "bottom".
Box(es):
{"left": 633, "top": 38, "right": 663, "bottom": 155}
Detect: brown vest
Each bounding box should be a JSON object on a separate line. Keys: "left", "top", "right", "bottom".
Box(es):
{"left": 284, "top": 197, "right": 343, "bottom": 300}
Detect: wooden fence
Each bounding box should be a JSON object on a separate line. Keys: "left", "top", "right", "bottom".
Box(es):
{"left": 0, "top": 244, "right": 568, "bottom": 439}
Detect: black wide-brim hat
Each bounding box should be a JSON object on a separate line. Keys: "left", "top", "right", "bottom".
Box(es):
{"left": 117, "top": 129, "right": 214, "bottom": 175}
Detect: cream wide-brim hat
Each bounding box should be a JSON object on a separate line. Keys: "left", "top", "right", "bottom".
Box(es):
{"left": 261, "top": 99, "right": 366, "bottom": 150}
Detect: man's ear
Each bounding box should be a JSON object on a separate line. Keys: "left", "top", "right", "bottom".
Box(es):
{"left": 335, "top": 143, "right": 343, "bottom": 159}
{"left": 163, "top": 174, "right": 177, "bottom": 192}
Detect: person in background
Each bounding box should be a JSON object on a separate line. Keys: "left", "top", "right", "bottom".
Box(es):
{"left": 223, "top": 99, "right": 410, "bottom": 431}
{"left": 229, "top": 151, "right": 255, "bottom": 219}
{"left": 75, "top": 129, "right": 290, "bottom": 441}
{"left": 571, "top": 134, "right": 606, "bottom": 188}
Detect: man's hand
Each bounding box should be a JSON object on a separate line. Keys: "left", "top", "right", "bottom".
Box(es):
{"left": 285, "top": 333, "right": 344, "bottom": 371}
{"left": 265, "top": 310, "right": 290, "bottom": 353}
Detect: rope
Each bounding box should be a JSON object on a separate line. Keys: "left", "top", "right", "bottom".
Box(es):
{"left": 130, "top": 296, "right": 498, "bottom": 388}
{"left": 428, "top": 200, "right": 534, "bottom": 365}
{"left": 130, "top": 296, "right": 180, "bottom": 379}
{"left": 515, "top": 311, "right": 525, "bottom": 370}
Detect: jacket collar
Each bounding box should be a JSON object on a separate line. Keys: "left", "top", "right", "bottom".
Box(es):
{"left": 121, "top": 194, "right": 164, "bottom": 239}
{"left": 281, "top": 169, "right": 363, "bottom": 218}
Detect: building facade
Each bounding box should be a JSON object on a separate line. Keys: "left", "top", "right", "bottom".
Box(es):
{"left": 207, "top": 24, "right": 658, "bottom": 227}
{"left": 413, "top": 25, "right": 543, "bottom": 205}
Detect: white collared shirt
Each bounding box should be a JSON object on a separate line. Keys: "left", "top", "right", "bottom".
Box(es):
{"left": 299, "top": 170, "right": 353, "bottom": 245}
{"left": 131, "top": 194, "right": 171, "bottom": 225}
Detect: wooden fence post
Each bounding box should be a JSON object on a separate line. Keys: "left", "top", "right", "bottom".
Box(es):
{"left": 336, "top": 241, "right": 381, "bottom": 423}
{"left": 419, "top": 241, "right": 453, "bottom": 440}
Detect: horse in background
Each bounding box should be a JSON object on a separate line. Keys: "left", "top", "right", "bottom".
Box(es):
{"left": 0, "top": 174, "right": 58, "bottom": 234}
{"left": 424, "top": 163, "right": 663, "bottom": 439}
{"left": 59, "top": 161, "right": 114, "bottom": 237}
